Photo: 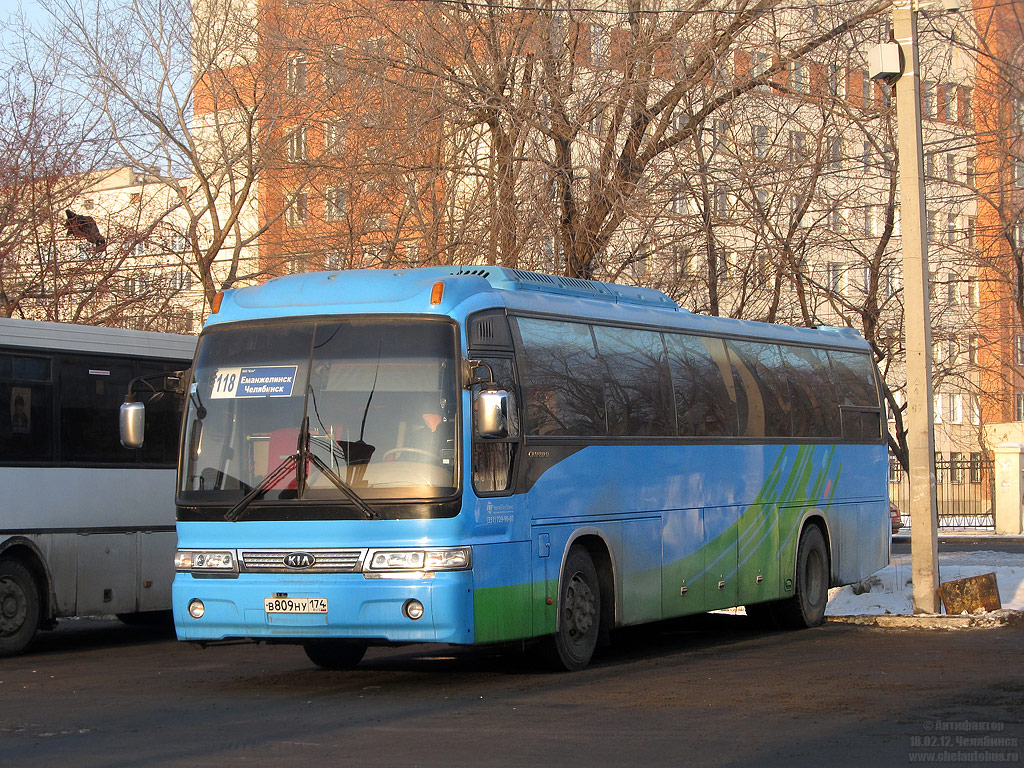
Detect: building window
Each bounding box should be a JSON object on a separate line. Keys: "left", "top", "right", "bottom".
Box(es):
{"left": 788, "top": 61, "right": 809, "bottom": 95}
{"left": 825, "top": 64, "right": 844, "bottom": 98}
{"left": 590, "top": 24, "right": 609, "bottom": 65}
{"left": 1013, "top": 96, "right": 1024, "bottom": 133}
{"left": 325, "top": 187, "right": 347, "bottom": 222}
{"left": 752, "top": 124, "right": 768, "bottom": 158}
{"left": 827, "top": 262, "right": 843, "bottom": 293}
{"left": 922, "top": 81, "right": 936, "bottom": 118}
{"left": 324, "top": 124, "right": 345, "bottom": 156}
{"left": 950, "top": 451, "right": 964, "bottom": 483}
{"left": 752, "top": 51, "right": 771, "bottom": 89}
{"left": 286, "top": 54, "right": 307, "bottom": 95}
{"left": 946, "top": 394, "right": 963, "bottom": 425}
{"left": 1016, "top": 393, "right": 1024, "bottom": 422}
{"left": 827, "top": 136, "right": 843, "bottom": 171}
{"left": 713, "top": 187, "right": 730, "bottom": 218}
{"left": 324, "top": 45, "right": 345, "bottom": 91}
{"left": 285, "top": 190, "right": 308, "bottom": 227}
{"left": 941, "top": 83, "right": 958, "bottom": 121}
{"left": 709, "top": 119, "right": 730, "bottom": 153}
{"left": 286, "top": 126, "right": 307, "bottom": 162}
{"left": 788, "top": 131, "right": 808, "bottom": 162}
{"left": 946, "top": 154, "right": 957, "bottom": 183}
{"left": 966, "top": 157, "right": 976, "bottom": 187}
{"left": 1015, "top": 159, "right": 1024, "bottom": 188}
{"left": 324, "top": 251, "right": 345, "bottom": 270}
{"left": 968, "top": 334, "right": 979, "bottom": 364}
{"left": 1016, "top": 335, "right": 1024, "bottom": 366}
{"left": 970, "top": 452, "right": 983, "bottom": 483}
{"left": 970, "top": 394, "right": 981, "bottom": 426}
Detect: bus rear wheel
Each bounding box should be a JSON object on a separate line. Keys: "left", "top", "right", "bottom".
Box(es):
{"left": 302, "top": 638, "right": 368, "bottom": 669}
{"left": 0, "top": 559, "right": 41, "bottom": 657}
{"left": 545, "top": 547, "right": 601, "bottom": 672}
{"left": 773, "top": 525, "right": 830, "bottom": 629}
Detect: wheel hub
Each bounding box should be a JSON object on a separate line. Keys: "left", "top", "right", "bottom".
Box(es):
{"left": 564, "top": 572, "right": 596, "bottom": 642}
{"left": 0, "top": 578, "right": 28, "bottom": 635}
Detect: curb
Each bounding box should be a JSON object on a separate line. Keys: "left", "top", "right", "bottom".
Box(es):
{"left": 827, "top": 609, "right": 1024, "bottom": 629}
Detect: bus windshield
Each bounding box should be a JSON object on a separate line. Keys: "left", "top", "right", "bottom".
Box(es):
{"left": 179, "top": 318, "right": 459, "bottom": 511}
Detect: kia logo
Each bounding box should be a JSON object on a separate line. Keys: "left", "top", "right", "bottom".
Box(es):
{"left": 283, "top": 552, "right": 315, "bottom": 569}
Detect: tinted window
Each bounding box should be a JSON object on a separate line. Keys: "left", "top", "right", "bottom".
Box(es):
{"left": 592, "top": 325, "right": 673, "bottom": 436}
{"left": 134, "top": 361, "right": 188, "bottom": 465}
{"left": 781, "top": 345, "right": 839, "bottom": 438}
{"left": 60, "top": 357, "right": 135, "bottom": 463}
{"left": 0, "top": 352, "right": 54, "bottom": 461}
{"left": 517, "top": 318, "right": 605, "bottom": 436}
{"left": 830, "top": 350, "right": 882, "bottom": 441}
{"left": 471, "top": 356, "right": 519, "bottom": 493}
{"left": 829, "top": 351, "right": 880, "bottom": 407}
{"left": 727, "top": 341, "right": 790, "bottom": 438}
{"left": 665, "top": 334, "right": 739, "bottom": 437}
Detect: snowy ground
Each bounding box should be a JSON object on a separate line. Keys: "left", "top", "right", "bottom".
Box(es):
{"left": 826, "top": 544, "right": 1024, "bottom": 616}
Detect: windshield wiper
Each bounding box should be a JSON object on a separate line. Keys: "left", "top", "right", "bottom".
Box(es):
{"left": 224, "top": 453, "right": 298, "bottom": 522}
{"left": 300, "top": 419, "right": 380, "bottom": 520}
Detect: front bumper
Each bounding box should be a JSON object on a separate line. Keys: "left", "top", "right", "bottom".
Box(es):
{"left": 172, "top": 570, "right": 475, "bottom": 644}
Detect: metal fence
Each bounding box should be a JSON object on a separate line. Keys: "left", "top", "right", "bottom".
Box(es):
{"left": 888, "top": 457, "right": 995, "bottom": 531}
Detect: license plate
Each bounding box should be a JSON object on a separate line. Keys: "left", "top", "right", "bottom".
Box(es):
{"left": 264, "top": 597, "right": 328, "bottom": 614}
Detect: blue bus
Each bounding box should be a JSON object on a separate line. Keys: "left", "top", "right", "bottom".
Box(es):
{"left": 128, "top": 266, "right": 889, "bottom": 670}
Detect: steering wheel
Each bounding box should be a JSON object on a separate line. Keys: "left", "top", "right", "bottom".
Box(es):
{"left": 381, "top": 447, "right": 436, "bottom": 462}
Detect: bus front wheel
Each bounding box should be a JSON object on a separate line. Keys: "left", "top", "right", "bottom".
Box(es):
{"left": 545, "top": 547, "right": 601, "bottom": 672}
{"left": 774, "top": 525, "right": 830, "bottom": 629}
{"left": 0, "top": 558, "right": 41, "bottom": 657}
{"left": 303, "top": 638, "right": 368, "bottom": 669}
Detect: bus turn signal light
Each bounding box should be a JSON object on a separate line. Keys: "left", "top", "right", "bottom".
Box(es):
{"left": 211, "top": 292, "right": 224, "bottom": 314}
{"left": 430, "top": 281, "right": 444, "bottom": 305}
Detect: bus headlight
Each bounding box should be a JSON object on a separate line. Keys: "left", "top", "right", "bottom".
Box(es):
{"left": 365, "top": 547, "right": 471, "bottom": 573}
{"left": 175, "top": 550, "right": 238, "bottom": 575}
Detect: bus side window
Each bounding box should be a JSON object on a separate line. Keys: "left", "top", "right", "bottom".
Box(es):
{"left": 472, "top": 357, "right": 519, "bottom": 494}
{"left": 0, "top": 353, "right": 55, "bottom": 462}
{"left": 781, "top": 345, "right": 840, "bottom": 438}
{"left": 516, "top": 317, "right": 603, "bottom": 436}
{"left": 726, "top": 341, "right": 790, "bottom": 438}
{"left": 665, "top": 334, "right": 738, "bottom": 437}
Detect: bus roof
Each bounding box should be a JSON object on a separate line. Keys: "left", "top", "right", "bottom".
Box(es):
{"left": 0, "top": 317, "right": 196, "bottom": 360}
{"left": 209, "top": 266, "right": 869, "bottom": 351}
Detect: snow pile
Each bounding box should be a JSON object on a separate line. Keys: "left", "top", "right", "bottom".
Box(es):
{"left": 826, "top": 550, "right": 1024, "bottom": 616}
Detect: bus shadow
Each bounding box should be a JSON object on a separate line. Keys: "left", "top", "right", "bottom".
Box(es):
{"left": 325, "top": 611, "right": 791, "bottom": 678}
{"left": 18, "top": 615, "right": 176, "bottom": 658}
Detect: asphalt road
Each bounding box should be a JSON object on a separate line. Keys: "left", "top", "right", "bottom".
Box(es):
{"left": 2, "top": 615, "right": 1022, "bottom": 767}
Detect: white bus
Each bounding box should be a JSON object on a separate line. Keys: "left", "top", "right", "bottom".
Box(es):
{"left": 0, "top": 318, "right": 194, "bottom": 655}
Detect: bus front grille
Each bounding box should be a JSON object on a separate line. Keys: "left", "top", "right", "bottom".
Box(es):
{"left": 240, "top": 549, "right": 366, "bottom": 573}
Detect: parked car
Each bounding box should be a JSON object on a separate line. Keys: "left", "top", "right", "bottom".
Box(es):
{"left": 890, "top": 502, "right": 902, "bottom": 534}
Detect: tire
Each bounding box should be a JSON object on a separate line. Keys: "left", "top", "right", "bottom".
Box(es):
{"left": 545, "top": 547, "right": 601, "bottom": 672}
{"left": 0, "top": 559, "right": 41, "bottom": 657}
{"left": 302, "top": 639, "right": 368, "bottom": 669}
{"left": 773, "top": 525, "right": 830, "bottom": 629}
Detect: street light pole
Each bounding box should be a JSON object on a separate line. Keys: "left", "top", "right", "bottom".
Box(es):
{"left": 892, "top": 0, "right": 941, "bottom": 613}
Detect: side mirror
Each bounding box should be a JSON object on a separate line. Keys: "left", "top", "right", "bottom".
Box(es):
{"left": 474, "top": 387, "right": 509, "bottom": 439}
{"left": 120, "top": 401, "right": 146, "bottom": 449}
